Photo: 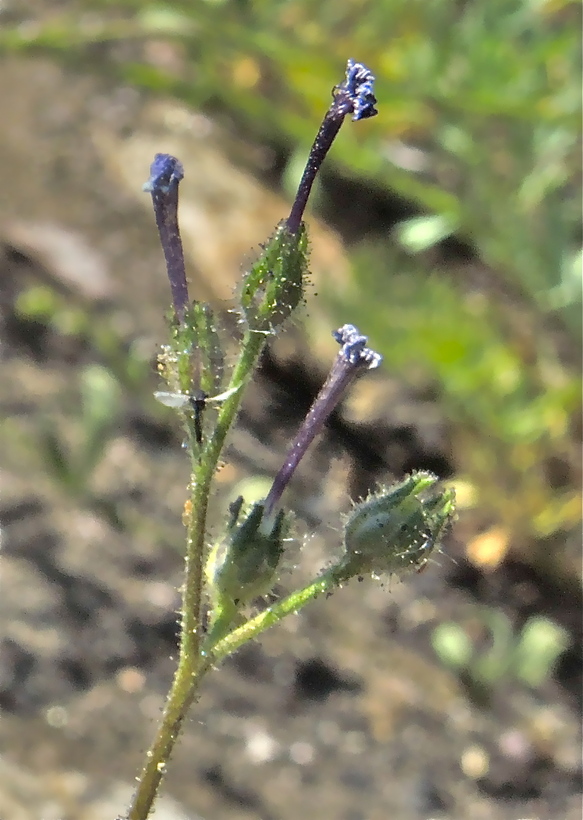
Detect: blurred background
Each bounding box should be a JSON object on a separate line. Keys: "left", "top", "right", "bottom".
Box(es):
{"left": 0, "top": 1, "right": 581, "bottom": 818}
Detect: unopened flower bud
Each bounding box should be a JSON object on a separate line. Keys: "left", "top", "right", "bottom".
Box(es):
{"left": 340, "top": 472, "right": 455, "bottom": 578}
{"left": 205, "top": 500, "right": 289, "bottom": 610}
{"left": 240, "top": 222, "right": 308, "bottom": 332}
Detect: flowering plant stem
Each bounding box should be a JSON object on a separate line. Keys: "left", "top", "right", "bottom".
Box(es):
{"left": 128, "top": 326, "right": 266, "bottom": 819}
{"left": 128, "top": 59, "right": 382, "bottom": 819}
{"left": 208, "top": 564, "right": 349, "bottom": 662}
{"left": 124, "top": 60, "right": 455, "bottom": 820}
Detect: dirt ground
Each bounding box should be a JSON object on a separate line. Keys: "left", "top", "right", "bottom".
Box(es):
{"left": 0, "top": 56, "right": 581, "bottom": 820}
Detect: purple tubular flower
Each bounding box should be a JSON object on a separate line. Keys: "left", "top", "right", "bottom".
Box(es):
{"left": 286, "top": 59, "right": 377, "bottom": 235}
{"left": 340, "top": 59, "right": 378, "bottom": 122}
{"left": 143, "top": 153, "right": 189, "bottom": 322}
{"left": 263, "top": 324, "right": 382, "bottom": 518}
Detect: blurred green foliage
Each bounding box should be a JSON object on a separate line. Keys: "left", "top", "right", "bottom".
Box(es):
{"left": 2, "top": 0, "right": 581, "bottom": 563}
{"left": 432, "top": 609, "right": 571, "bottom": 699}
{"left": 13, "top": 283, "right": 159, "bottom": 527}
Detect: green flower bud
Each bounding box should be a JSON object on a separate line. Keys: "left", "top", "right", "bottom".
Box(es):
{"left": 205, "top": 500, "right": 289, "bottom": 610}
{"left": 240, "top": 221, "right": 308, "bottom": 331}
{"left": 340, "top": 472, "right": 455, "bottom": 578}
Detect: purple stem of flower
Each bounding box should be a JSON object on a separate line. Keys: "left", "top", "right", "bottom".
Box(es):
{"left": 143, "top": 153, "right": 189, "bottom": 323}
{"left": 286, "top": 59, "right": 377, "bottom": 235}
{"left": 263, "top": 325, "right": 382, "bottom": 518}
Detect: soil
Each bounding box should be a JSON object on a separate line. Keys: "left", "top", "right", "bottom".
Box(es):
{"left": 0, "top": 53, "right": 581, "bottom": 820}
